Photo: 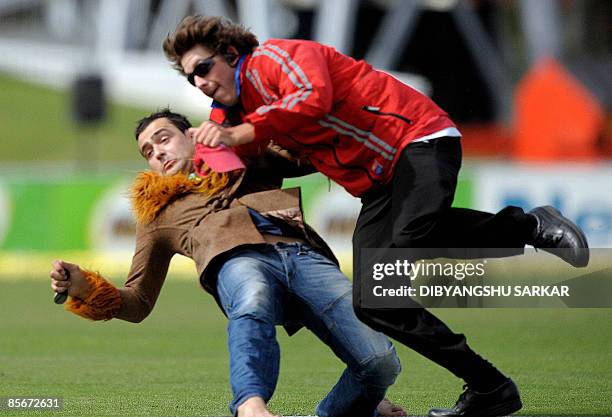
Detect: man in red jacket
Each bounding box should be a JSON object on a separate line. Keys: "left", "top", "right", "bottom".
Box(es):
{"left": 163, "top": 15, "right": 589, "bottom": 417}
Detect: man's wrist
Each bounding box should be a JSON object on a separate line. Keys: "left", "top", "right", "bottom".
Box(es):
{"left": 228, "top": 123, "right": 255, "bottom": 146}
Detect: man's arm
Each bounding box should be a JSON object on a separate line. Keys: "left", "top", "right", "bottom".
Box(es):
{"left": 262, "top": 142, "right": 317, "bottom": 178}
{"left": 49, "top": 226, "right": 173, "bottom": 323}
{"left": 115, "top": 227, "right": 173, "bottom": 322}
{"left": 189, "top": 121, "right": 255, "bottom": 148}
{"left": 49, "top": 260, "right": 120, "bottom": 321}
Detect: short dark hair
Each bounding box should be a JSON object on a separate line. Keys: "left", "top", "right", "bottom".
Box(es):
{"left": 163, "top": 15, "right": 259, "bottom": 74}
{"left": 134, "top": 108, "right": 192, "bottom": 140}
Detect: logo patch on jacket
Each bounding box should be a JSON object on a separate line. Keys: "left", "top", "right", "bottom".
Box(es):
{"left": 371, "top": 160, "right": 384, "bottom": 176}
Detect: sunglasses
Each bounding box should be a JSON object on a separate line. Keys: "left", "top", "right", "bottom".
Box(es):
{"left": 186, "top": 54, "right": 217, "bottom": 86}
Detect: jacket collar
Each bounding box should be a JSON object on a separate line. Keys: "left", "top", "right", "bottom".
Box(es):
{"left": 130, "top": 171, "right": 204, "bottom": 224}
{"left": 130, "top": 171, "right": 244, "bottom": 225}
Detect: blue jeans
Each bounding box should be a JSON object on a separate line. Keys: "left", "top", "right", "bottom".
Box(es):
{"left": 216, "top": 243, "right": 401, "bottom": 417}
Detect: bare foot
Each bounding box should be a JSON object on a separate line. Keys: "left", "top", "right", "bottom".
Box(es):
{"left": 377, "top": 397, "right": 407, "bottom": 417}
{"left": 237, "top": 396, "right": 279, "bottom": 417}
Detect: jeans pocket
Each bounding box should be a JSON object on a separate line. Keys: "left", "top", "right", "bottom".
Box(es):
{"left": 305, "top": 247, "right": 341, "bottom": 269}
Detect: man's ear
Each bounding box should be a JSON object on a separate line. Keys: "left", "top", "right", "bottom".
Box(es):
{"left": 187, "top": 128, "right": 194, "bottom": 140}
{"left": 225, "top": 45, "right": 240, "bottom": 67}
{"left": 186, "top": 128, "right": 196, "bottom": 146}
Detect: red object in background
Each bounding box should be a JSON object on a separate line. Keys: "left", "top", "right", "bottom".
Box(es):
{"left": 513, "top": 57, "right": 605, "bottom": 161}
{"left": 457, "top": 123, "right": 513, "bottom": 158}
{"left": 601, "top": 114, "right": 612, "bottom": 157}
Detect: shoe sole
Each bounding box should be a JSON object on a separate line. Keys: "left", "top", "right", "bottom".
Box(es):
{"left": 427, "top": 398, "right": 523, "bottom": 417}
{"left": 465, "top": 397, "right": 523, "bottom": 417}
{"left": 535, "top": 206, "right": 590, "bottom": 267}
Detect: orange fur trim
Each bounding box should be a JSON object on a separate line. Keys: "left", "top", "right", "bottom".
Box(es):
{"left": 130, "top": 169, "right": 231, "bottom": 224}
{"left": 194, "top": 167, "right": 231, "bottom": 197}
{"left": 65, "top": 270, "right": 121, "bottom": 321}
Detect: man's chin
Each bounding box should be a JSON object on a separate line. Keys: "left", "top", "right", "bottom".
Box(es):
{"left": 161, "top": 167, "right": 178, "bottom": 176}
{"left": 164, "top": 164, "right": 191, "bottom": 177}
{"left": 214, "top": 93, "right": 238, "bottom": 106}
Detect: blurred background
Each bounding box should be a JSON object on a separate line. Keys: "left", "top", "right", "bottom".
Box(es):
{"left": 1, "top": 0, "right": 612, "bottom": 273}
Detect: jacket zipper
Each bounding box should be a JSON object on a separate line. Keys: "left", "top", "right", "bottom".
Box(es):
{"left": 285, "top": 133, "right": 382, "bottom": 186}
{"left": 362, "top": 106, "right": 412, "bottom": 124}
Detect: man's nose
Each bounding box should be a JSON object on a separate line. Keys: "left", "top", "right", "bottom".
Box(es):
{"left": 154, "top": 147, "right": 165, "bottom": 161}
{"left": 195, "top": 75, "right": 209, "bottom": 90}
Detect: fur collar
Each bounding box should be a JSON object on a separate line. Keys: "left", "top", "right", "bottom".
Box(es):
{"left": 131, "top": 171, "right": 210, "bottom": 224}
{"left": 130, "top": 170, "right": 244, "bottom": 224}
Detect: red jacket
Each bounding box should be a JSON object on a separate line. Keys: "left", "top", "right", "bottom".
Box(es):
{"left": 213, "top": 39, "right": 457, "bottom": 197}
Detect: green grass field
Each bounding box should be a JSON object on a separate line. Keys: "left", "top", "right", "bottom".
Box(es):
{"left": 1, "top": 275, "right": 611, "bottom": 417}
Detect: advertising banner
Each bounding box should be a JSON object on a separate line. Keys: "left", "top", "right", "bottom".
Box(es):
{"left": 474, "top": 164, "right": 612, "bottom": 247}
{"left": 3, "top": 164, "right": 609, "bottom": 254}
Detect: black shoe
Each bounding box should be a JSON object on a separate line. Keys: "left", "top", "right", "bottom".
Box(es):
{"left": 428, "top": 379, "right": 522, "bottom": 417}
{"left": 529, "top": 205, "right": 589, "bottom": 267}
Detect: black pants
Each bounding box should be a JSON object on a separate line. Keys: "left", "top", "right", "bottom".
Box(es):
{"left": 352, "top": 138, "right": 535, "bottom": 388}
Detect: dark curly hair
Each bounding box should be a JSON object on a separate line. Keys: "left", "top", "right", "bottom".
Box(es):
{"left": 163, "top": 15, "right": 259, "bottom": 75}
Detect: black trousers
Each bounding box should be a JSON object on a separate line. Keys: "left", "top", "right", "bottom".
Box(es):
{"left": 352, "top": 138, "right": 535, "bottom": 387}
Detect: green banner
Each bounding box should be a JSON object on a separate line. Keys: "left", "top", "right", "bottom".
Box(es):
{"left": 0, "top": 172, "right": 474, "bottom": 251}
{"left": 1, "top": 176, "right": 123, "bottom": 250}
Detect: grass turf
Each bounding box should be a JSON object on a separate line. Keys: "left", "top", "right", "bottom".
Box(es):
{"left": 1, "top": 277, "right": 611, "bottom": 416}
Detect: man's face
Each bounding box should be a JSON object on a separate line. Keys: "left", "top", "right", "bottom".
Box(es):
{"left": 137, "top": 118, "right": 194, "bottom": 176}
{"left": 181, "top": 44, "right": 239, "bottom": 106}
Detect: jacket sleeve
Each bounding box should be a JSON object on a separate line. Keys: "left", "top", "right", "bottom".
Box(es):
{"left": 63, "top": 225, "right": 172, "bottom": 323}
{"left": 65, "top": 270, "right": 121, "bottom": 320}
{"left": 263, "top": 142, "right": 317, "bottom": 177}
{"left": 114, "top": 224, "right": 174, "bottom": 323}
{"left": 243, "top": 41, "right": 333, "bottom": 141}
